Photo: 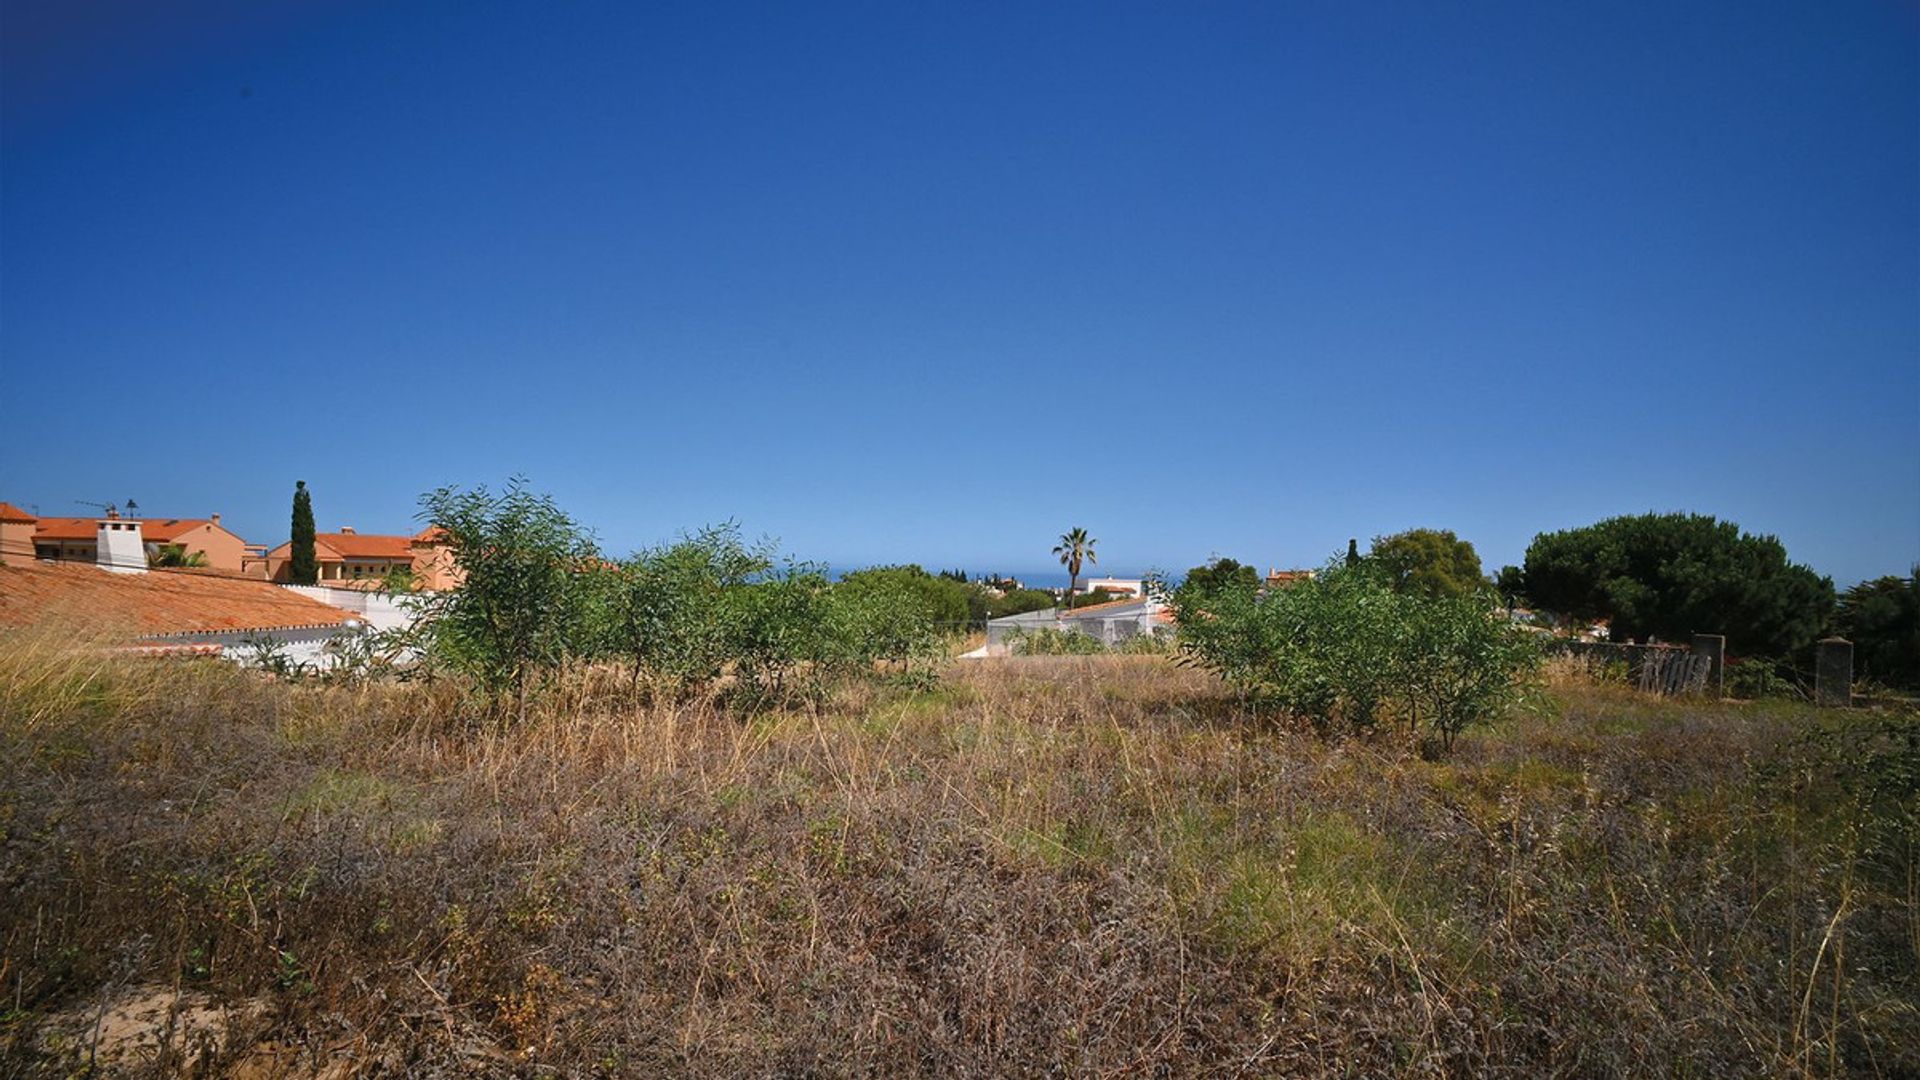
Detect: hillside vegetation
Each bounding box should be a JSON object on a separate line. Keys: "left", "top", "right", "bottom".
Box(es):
{"left": 0, "top": 640, "right": 1914, "bottom": 1076}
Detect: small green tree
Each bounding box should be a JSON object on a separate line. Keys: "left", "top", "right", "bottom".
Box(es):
{"left": 289, "top": 481, "right": 317, "bottom": 585}
{"left": 1173, "top": 556, "right": 1536, "bottom": 750}
{"left": 722, "top": 562, "right": 836, "bottom": 708}
{"left": 1399, "top": 591, "right": 1541, "bottom": 750}
{"left": 828, "top": 571, "right": 950, "bottom": 681}
{"left": 611, "top": 523, "right": 772, "bottom": 697}
{"left": 417, "top": 479, "right": 597, "bottom": 721}
{"left": 1183, "top": 557, "right": 1260, "bottom": 595}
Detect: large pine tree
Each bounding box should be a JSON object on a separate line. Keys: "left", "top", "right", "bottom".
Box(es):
{"left": 290, "top": 480, "right": 317, "bottom": 585}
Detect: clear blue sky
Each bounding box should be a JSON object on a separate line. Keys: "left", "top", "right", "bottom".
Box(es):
{"left": 4, "top": 1, "right": 1915, "bottom": 586}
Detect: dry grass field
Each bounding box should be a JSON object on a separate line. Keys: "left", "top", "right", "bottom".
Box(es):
{"left": 1, "top": 639, "right": 1914, "bottom": 1076}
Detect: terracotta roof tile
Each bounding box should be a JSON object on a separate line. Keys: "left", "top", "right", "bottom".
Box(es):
{"left": 0, "top": 502, "right": 37, "bottom": 523}
{"left": 313, "top": 533, "right": 416, "bottom": 559}
{"left": 32, "top": 517, "right": 225, "bottom": 543}
{"left": 0, "top": 560, "right": 354, "bottom": 637}
{"left": 264, "top": 531, "right": 437, "bottom": 562}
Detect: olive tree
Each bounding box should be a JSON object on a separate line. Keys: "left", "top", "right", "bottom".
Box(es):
{"left": 417, "top": 479, "right": 598, "bottom": 721}
{"left": 1173, "top": 557, "right": 1537, "bottom": 750}
{"left": 609, "top": 523, "right": 772, "bottom": 698}
{"left": 721, "top": 562, "right": 838, "bottom": 708}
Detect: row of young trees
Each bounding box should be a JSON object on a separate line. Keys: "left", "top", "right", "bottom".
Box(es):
{"left": 408, "top": 481, "right": 959, "bottom": 720}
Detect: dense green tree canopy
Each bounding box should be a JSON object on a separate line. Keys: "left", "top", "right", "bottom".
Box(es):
{"left": 1184, "top": 557, "right": 1260, "bottom": 594}
{"left": 837, "top": 565, "right": 973, "bottom": 628}
{"left": 988, "top": 588, "right": 1056, "bottom": 619}
{"left": 1369, "top": 528, "right": 1486, "bottom": 598}
{"left": 1521, "top": 512, "right": 1833, "bottom": 657}
{"left": 1835, "top": 571, "right": 1920, "bottom": 689}
{"left": 1171, "top": 558, "right": 1537, "bottom": 750}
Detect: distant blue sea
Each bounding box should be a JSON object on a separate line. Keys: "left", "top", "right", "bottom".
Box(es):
{"left": 826, "top": 566, "right": 1161, "bottom": 589}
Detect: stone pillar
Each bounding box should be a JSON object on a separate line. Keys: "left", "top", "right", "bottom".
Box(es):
{"left": 1690, "top": 634, "right": 1725, "bottom": 697}
{"left": 1816, "top": 637, "right": 1852, "bottom": 708}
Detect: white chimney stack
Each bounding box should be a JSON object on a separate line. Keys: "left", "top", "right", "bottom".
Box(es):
{"left": 96, "top": 516, "right": 148, "bottom": 574}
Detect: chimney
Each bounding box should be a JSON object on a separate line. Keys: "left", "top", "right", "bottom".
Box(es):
{"left": 96, "top": 517, "right": 147, "bottom": 574}
{"left": 210, "top": 513, "right": 221, "bottom": 526}
{"left": 339, "top": 526, "right": 355, "bottom": 535}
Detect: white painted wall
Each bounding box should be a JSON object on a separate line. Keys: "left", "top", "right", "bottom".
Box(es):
{"left": 277, "top": 584, "right": 431, "bottom": 632}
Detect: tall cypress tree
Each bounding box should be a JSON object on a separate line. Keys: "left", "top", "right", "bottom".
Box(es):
{"left": 290, "top": 480, "right": 318, "bottom": 585}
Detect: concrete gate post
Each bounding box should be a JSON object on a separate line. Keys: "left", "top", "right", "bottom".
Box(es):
{"left": 1815, "top": 637, "right": 1853, "bottom": 708}
{"left": 1690, "top": 634, "right": 1725, "bottom": 698}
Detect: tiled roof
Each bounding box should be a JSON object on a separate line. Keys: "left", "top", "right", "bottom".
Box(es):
{"left": 264, "top": 533, "right": 419, "bottom": 561}
{"left": 315, "top": 533, "right": 417, "bottom": 559}
{"left": 1061, "top": 596, "right": 1158, "bottom": 618}
{"left": 0, "top": 502, "right": 36, "bottom": 523}
{"left": 0, "top": 560, "right": 354, "bottom": 637}
{"left": 25, "top": 517, "right": 99, "bottom": 541}
{"left": 31, "top": 517, "right": 222, "bottom": 542}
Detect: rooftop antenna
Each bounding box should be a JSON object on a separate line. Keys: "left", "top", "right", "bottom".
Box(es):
{"left": 74, "top": 499, "right": 117, "bottom": 516}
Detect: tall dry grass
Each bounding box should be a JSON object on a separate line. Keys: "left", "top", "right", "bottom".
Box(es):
{"left": 0, "top": 639, "right": 1913, "bottom": 1076}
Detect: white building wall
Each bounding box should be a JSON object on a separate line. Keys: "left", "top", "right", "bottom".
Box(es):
{"left": 277, "top": 584, "right": 430, "bottom": 632}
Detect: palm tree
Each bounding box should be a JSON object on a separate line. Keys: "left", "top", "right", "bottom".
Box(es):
{"left": 148, "top": 543, "right": 208, "bottom": 569}
{"left": 1053, "top": 527, "right": 1097, "bottom": 608}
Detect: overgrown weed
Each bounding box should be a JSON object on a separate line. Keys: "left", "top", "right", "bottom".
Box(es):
{"left": 1, "top": 643, "right": 1913, "bottom": 1075}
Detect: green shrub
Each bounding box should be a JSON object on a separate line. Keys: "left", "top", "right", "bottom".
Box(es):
{"left": 607, "top": 523, "right": 772, "bottom": 695}
{"left": 416, "top": 479, "right": 601, "bottom": 720}
{"left": 1008, "top": 627, "right": 1107, "bottom": 656}
{"left": 826, "top": 567, "right": 955, "bottom": 673}
{"left": 990, "top": 589, "right": 1058, "bottom": 619}
{"left": 401, "top": 489, "right": 958, "bottom": 715}
{"left": 1172, "top": 559, "right": 1538, "bottom": 749}
{"left": 1114, "top": 631, "right": 1174, "bottom": 656}
{"left": 1727, "top": 657, "right": 1800, "bottom": 700}
{"left": 721, "top": 564, "right": 838, "bottom": 706}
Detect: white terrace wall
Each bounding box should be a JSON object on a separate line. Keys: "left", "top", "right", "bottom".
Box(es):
{"left": 277, "top": 584, "right": 428, "bottom": 633}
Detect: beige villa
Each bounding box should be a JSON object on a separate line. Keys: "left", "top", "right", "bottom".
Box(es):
{"left": 0, "top": 505, "right": 254, "bottom": 573}
{"left": 252, "top": 526, "right": 462, "bottom": 589}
